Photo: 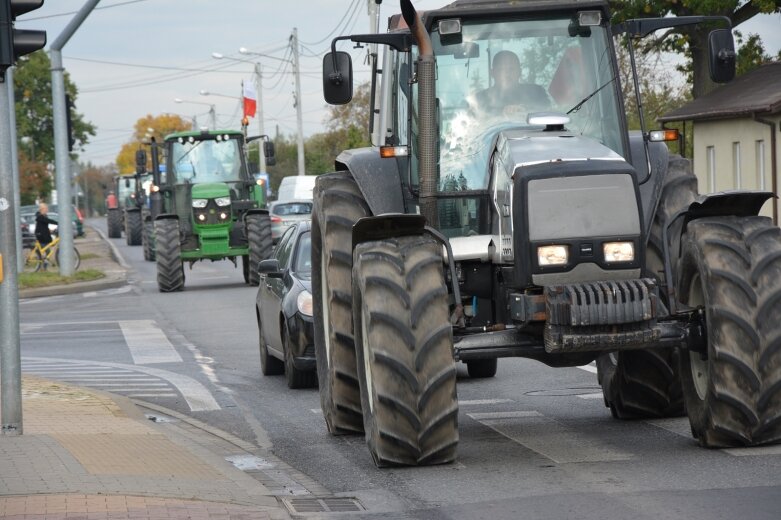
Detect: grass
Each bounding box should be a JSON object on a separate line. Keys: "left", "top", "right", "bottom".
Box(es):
{"left": 18, "top": 269, "right": 105, "bottom": 290}
{"left": 80, "top": 252, "right": 100, "bottom": 260}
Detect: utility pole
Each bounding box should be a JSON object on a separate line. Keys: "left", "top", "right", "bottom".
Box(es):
{"left": 291, "top": 28, "right": 305, "bottom": 176}
{"left": 51, "top": 0, "right": 100, "bottom": 277}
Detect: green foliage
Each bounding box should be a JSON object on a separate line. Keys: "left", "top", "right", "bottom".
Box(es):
{"left": 735, "top": 30, "right": 775, "bottom": 75}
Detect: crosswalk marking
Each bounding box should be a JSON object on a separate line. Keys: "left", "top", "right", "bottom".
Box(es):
{"left": 119, "top": 320, "right": 183, "bottom": 364}
{"left": 468, "top": 410, "right": 633, "bottom": 463}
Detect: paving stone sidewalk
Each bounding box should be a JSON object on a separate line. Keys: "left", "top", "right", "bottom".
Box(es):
{"left": 0, "top": 376, "right": 290, "bottom": 519}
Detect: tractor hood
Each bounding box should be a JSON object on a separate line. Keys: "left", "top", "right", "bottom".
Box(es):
{"left": 501, "top": 129, "right": 625, "bottom": 170}
{"left": 191, "top": 183, "right": 231, "bottom": 200}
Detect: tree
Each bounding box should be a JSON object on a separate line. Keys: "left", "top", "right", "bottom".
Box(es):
{"left": 18, "top": 151, "right": 51, "bottom": 205}
{"left": 75, "top": 162, "right": 116, "bottom": 217}
{"left": 115, "top": 114, "right": 191, "bottom": 173}
{"left": 610, "top": 1, "right": 781, "bottom": 98}
{"left": 326, "top": 81, "right": 372, "bottom": 136}
{"left": 734, "top": 30, "right": 779, "bottom": 76}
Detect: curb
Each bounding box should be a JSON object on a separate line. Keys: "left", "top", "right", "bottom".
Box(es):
{"left": 19, "top": 224, "right": 130, "bottom": 299}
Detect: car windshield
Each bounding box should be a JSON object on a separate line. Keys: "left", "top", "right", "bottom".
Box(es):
{"left": 294, "top": 232, "right": 312, "bottom": 274}
{"left": 432, "top": 15, "right": 623, "bottom": 190}
{"left": 274, "top": 202, "right": 312, "bottom": 216}
{"left": 170, "top": 137, "right": 242, "bottom": 184}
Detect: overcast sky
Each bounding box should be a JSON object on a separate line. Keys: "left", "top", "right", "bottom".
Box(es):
{"left": 14, "top": 0, "right": 781, "bottom": 169}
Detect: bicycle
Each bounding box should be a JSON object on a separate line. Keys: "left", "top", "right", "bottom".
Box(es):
{"left": 25, "top": 233, "right": 81, "bottom": 272}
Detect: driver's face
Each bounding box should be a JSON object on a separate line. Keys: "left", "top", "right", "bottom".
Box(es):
{"left": 492, "top": 56, "right": 521, "bottom": 89}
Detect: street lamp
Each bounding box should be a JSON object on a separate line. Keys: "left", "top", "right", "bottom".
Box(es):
{"left": 20, "top": 136, "right": 34, "bottom": 160}
{"left": 173, "top": 98, "right": 216, "bottom": 130}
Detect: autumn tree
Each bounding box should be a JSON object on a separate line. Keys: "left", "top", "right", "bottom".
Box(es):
{"left": 115, "top": 114, "right": 192, "bottom": 173}
{"left": 75, "top": 162, "right": 117, "bottom": 217}
{"left": 610, "top": 0, "right": 781, "bottom": 98}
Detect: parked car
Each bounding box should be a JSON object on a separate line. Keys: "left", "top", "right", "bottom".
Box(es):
{"left": 20, "top": 204, "right": 82, "bottom": 239}
{"left": 20, "top": 214, "right": 35, "bottom": 249}
{"left": 269, "top": 200, "right": 312, "bottom": 243}
{"left": 49, "top": 204, "right": 85, "bottom": 237}
{"left": 255, "top": 220, "right": 316, "bottom": 389}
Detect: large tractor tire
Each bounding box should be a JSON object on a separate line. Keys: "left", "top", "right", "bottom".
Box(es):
{"left": 155, "top": 218, "right": 184, "bottom": 292}
{"left": 142, "top": 220, "right": 156, "bottom": 261}
{"left": 107, "top": 208, "right": 122, "bottom": 238}
{"left": 312, "top": 172, "right": 371, "bottom": 435}
{"left": 678, "top": 216, "right": 781, "bottom": 448}
{"left": 598, "top": 156, "right": 693, "bottom": 419}
{"left": 353, "top": 234, "right": 458, "bottom": 466}
{"left": 125, "top": 209, "right": 143, "bottom": 246}
{"left": 246, "top": 213, "right": 272, "bottom": 286}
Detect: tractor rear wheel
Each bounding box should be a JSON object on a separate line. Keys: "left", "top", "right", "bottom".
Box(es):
{"left": 107, "top": 208, "right": 122, "bottom": 238}
{"left": 125, "top": 210, "right": 142, "bottom": 246}
{"left": 598, "top": 155, "right": 693, "bottom": 419}
{"left": 246, "top": 213, "right": 272, "bottom": 286}
{"left": 678, "top": 216, "right": 781, "bottom": 447}
{"left": 353, "top": 235, "right": 459, "bottom": 466}
{"left": 312, "top": 172, "right": 371, "bottom": 435}
{"left": 142, "top": 220, "right": 155, "bottom": 261}
{"left": 155, "top": 219, "right": 184, "bottom": 292}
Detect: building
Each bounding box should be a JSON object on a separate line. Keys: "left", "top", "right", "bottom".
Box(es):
{"left": 659, "top": 62, "right": 781, "bottom": 222}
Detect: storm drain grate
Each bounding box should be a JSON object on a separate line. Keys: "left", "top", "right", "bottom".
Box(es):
{"left": 283, "top": 497, "right": 364, "bottom": 514}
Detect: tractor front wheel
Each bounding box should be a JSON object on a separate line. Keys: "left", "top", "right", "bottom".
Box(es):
{"left": 155, "top": 219, "right": 184, "bottom": 292}
{"left": 678, "top": 216, "right": 781, "bottom": 447}
{"left": 142, "top": 220, "right": 155, "bottom": 261}
{"left": 125, "top": 210, "right": 142, "bottom": 246}
{"left": 353, "top": 235, "right": 459, "bottom": 466}
{"left": 107, "top": 208, "right": 122, "bottom": 238}
{"left": 246, "top": 213, "right": 272, "bottom": 286}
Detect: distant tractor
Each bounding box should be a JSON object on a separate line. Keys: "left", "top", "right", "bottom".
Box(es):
{"left": 312, "top": 0, "right": 781, "bottom": 467}
{"left": 106, "top": 173, "right": 135, "bottom": 239}
{"left": 152, "top": 129, "right": 275, "bottom": 291}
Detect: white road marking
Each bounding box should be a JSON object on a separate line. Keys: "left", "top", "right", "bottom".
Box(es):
{"left": 459, "top": 399, "right": 514, "bottom": 406}
{"left": 577, "top": 363, "right": 598, "bottom": 374}
{"left": 311, "top": 408, "right": 321, "bottom": 414}
{"left": 119, "top": 320, "right": 183, "bottom": 364}
{"left": 577, "top": 393, "right": 604, "bottom": 400}
{"left": 24, "top": 356, "right": 220, "bottom": 412}
{"left": 127, "top": 393, "right": 178, "bottom": 398}
{"left": 468, "top": 410, "right": 633, "bottom": 463}
{"left": 87, "top": 383, "right": 169, "bottom": 387}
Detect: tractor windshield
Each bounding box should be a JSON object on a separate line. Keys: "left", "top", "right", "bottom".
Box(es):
{"left": 433, "top": 15, "right": 623, "bottom": 190}
{"left": 117, "top": 177, "right": 136, "bottom": 206}
{"left": 169, "top": 137, "right": 243, "bottom": 185}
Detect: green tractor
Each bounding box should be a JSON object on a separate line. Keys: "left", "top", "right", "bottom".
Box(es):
{"left": 152, "top": 129, "right": 274, "bottom": 291}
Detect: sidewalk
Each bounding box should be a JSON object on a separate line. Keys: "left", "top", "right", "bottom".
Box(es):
{"left": 0, "top": 376, "right": 290, "bottom": 519}
{"left": 19, "top": 222, "right": 130, "bottom": 299}
{"left": 8, "top": 227, "right": 292, "bottom": 518}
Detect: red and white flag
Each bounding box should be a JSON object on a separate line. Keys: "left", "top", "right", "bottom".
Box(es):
{"left": 243, "top": 80, "right": 257, "bottom": 119}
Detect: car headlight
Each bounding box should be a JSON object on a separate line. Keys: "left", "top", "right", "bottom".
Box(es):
{"left": 297, "top": 290, "right": 313, "bottom": 316}
{"left": 603, "top": 241, "right": 635, "bottom": 263}
{"left": 215, "top": 197, "right": 231, "bottom": 207}
{"left": 537, "top": 245, "right": 568, "bottom": 266}
{"left": 192, "top": 199, "right": 208, "bottom": 208}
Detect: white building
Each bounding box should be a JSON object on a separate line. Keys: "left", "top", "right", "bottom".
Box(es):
{"left": 659, "top": 62, "right": 781, "bottom": 223}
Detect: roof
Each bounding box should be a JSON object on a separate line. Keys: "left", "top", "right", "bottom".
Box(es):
{"left": 659, "top": 61, "right": 781, "bottom": 123}
{"left": 424, "top": 0, "right": 608, "bottom": 25}
{"left": 164, "top": 129, "right": 243, "bottom": 141}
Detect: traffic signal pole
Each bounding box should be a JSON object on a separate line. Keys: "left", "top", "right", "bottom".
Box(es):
{"left": 0, "top": 0, "right": 48, "bottom": 436}
{"left": 50, "top": 0, "right": 99, "bottom": 276}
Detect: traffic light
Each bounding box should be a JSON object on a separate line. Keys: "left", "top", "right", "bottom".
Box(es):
{"left": 0, "top": 1, "right": 47, "bottom": 77}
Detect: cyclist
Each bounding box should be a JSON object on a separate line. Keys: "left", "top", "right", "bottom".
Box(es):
{"left": 35, "top": 202, "right": 58, "bottom": 248}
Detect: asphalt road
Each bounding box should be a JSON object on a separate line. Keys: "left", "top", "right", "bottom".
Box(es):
{"left": 18, "top": 218, "right": 781, "bottom": 520}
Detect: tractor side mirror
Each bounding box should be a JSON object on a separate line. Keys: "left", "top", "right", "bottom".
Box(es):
{"left": 258, "top": 258, "right": 281, "bottom": 278}
{"left": 135, "top": 149, "right": 147, "bottom": 174}
{"left": 708, "top": 28, "right": 736, "bottom": 84}
{"left": 323, "top": 51, "right": 353, "bottom": 105}
{"left": 263, "top": 141, "right": 276, "bottom": 167}
{"left": 124, "top": 178, "right": 131, "bottom": 188}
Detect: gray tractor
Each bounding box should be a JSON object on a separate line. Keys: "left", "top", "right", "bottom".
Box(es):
{"left": 313, "top": 0, "right": 781, "bottom": 467}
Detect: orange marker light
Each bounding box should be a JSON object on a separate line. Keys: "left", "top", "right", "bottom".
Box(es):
{"left": 649, "top": 129, "right": 680, "bottom": 142}
{"left": 380, "top": 146, "right": 409, "bottom": 158}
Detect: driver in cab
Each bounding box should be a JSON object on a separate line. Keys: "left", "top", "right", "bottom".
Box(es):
{"left": 470, "top": 50, "right": 551, "bottom": 118}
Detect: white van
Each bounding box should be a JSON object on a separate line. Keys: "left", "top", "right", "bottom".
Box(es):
{"left": 276, "top": 175, "right": 316, "bottom": 202}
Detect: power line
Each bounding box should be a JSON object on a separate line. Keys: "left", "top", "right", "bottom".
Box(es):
{"left": 299, "top": 0, "right": 361, "bottom": 46}
{"left": 20, "top": 0, "right": 152, "bottom": 21}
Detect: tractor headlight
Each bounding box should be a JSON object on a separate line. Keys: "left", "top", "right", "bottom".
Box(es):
{"left": 219, "top": 212, "right": 229, "bottom": 220}
{"left": 603, "top": 241, "right": 635, "bottom": 263}
{"left": 215, "top": 197, "right": 231, "bottom": 207}
{"left": 537, "top": 245, "right": 568, "bottom": 266}
{"left": 197, "top": 213, "right": 207, "bottom": 222}
{"left": 297, "top": 290, "right": 313, "bottom": 316}
{"left": 192, "top": 199, "right": 208, "bottom": 208}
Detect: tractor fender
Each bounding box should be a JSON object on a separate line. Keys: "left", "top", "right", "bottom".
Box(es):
{"left": 336, "top": 147, "right": 406, "bottom": 215}
{"left": 352, "top": 214, "right": 427, "bottom": 250}
{"left": 683, "top": 191, "right": 774, "bottom": 229}
{"left": 154, "top": 213, "right": 178, "bottom": 221}
{"left": 244, "top": 208, "right": 269, "bottom": 217}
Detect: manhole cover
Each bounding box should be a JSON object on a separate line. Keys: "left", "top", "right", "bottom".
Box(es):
{"left": 525, "top": 386, "right": 601, "bottom": 397}
{"left": 283, "top": 497, "right": 364, "bottom": 514}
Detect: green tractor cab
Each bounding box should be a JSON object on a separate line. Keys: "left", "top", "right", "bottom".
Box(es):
{"left": 153, "top": 129, "right": 273, "bottom": 291}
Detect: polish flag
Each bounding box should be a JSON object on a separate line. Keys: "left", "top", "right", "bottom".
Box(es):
{"left": 243, "top": 81, "right": 257, "bottom": 118}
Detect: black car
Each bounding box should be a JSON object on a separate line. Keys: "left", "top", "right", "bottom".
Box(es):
{"left": 255, "top": 221, "right": 316, "bottom": 389}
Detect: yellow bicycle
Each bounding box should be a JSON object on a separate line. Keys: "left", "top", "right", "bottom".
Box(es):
{"left": 25, "top": 234, "right": 81, "bottom": 272}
